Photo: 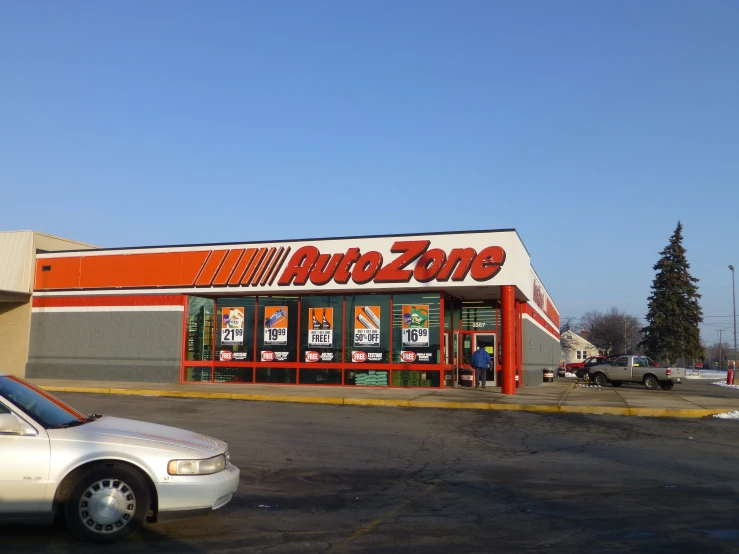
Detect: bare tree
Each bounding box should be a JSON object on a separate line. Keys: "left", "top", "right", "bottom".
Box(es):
{"left": 704, "top": 342, "right": 733, "bottom": 369}
{"left": 579, "top": 308, "right": 642, "bottom": 355}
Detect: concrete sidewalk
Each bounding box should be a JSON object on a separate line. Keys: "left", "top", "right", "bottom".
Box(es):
{"left": 31, "top": 377, "right": 739, "bottom": 418}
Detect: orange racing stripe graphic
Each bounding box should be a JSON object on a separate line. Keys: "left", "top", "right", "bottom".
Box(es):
{"left": 195, "top": 250, "right": 228, "bottom": 286}
{"left": 213, "top": 249, "right": 245, "bottom": 286}
{"left": 252, "top": 247, "right": 276, "bottom": 287}
{"left": 241, "top": 248, "right": 268, "bottom": 286}
{"left": 229, "top": 248, "right": 258, "bottom": 285}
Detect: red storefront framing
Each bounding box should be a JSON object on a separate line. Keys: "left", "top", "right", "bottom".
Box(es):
{"left": 179, "top": 291, "right": 459, "bottom": 389}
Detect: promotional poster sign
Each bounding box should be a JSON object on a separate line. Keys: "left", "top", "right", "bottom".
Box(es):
{"left": 308, "top": 307, "right": 333, "bottom": 347}
{"left": 264, "top": 306, "right": 288, "bottom": 345}
{"left": 261, "top": 350, "right": 289, "bottom": 361}
{"left": 354, "top": 306, "right": 380, "bottom": 347}
{"left": 305, "top": 351, "right": 335, "bottom": 362}
{"left": 221, "top": 307, "right": 245, "bottom": 345}
{"left": 401, "top": 305, "right": 429, "bottom": 347}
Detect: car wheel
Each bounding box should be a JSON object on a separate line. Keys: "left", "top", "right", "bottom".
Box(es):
{"left": 660, "top": 380, "right": 675, "bottom": 391}
{"left": 643, "top": 375, "right": 660, "bottom": 390}
{"left": 64, "top": 464, "right": 150, "bottom": 543}
{"left": 611, "top": 381, "right": 622, "bottom": 387}
{"left": 593, "top": 372, "right": 608, "bottom": 387}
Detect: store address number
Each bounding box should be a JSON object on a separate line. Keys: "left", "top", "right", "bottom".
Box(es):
{"left": 472, "top": 322, "right": 487, "bottom": 328}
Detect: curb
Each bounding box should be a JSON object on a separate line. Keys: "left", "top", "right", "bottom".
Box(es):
{"left": 39, "top": 385, "right": 730, "bottom": 418}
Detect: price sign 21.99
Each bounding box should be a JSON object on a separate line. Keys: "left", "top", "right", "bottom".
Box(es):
{"left": 221, "top": 307, "right": 245, "bottom": 345}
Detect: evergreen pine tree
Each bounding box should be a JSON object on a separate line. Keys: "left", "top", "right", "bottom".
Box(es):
{"left": 641, "top": 222, "right": 704, "bottom": 365}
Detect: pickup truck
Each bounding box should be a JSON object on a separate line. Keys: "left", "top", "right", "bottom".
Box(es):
{"left": 585, "top": 355, "right": 684, "bottom": 390}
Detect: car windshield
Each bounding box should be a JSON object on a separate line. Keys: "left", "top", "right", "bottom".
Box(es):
{"left": 0, "top": 376, "right": 90, "bottom": 429}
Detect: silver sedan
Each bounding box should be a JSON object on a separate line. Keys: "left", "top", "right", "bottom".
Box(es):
{"left": 0, "top": 374, "right": 240, "bottom": 542}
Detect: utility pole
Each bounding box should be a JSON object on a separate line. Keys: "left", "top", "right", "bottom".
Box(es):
{"left": 730, "top": 265, "right": 737, "bottom": 373}
{"left": 718, "top": 330, "right": 724, "bottom": 370}
{"left": 624, "top": 320, "right": 628, "bottom": 353}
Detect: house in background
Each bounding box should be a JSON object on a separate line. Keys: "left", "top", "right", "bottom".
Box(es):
{"left": 560, "top": 329, "right": 599, "bottom": 367}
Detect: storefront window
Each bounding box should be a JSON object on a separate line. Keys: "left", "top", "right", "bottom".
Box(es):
{"left": 392, "top": 293, "right": 441, "bottom": 364}
{"left": 460, "top": 300, "right": 498, "bottom": 331}
{"left": 257, "top": 296, "right": 299, "bottom": 363}
{"left": 344, "top": 369, "right": 389, "bottom": 386}
{"left": 256, "top": 367, "right": 296, "bottom": 384}
{"left": 214, "top": 367, "right": 254, "bottom": 383}
{"left": 300, "top": 295, "right": 343, "bottom": 364}
{"left": 299, "top": 368, "right": 342, "bottom": 385}
{"left": 186, "top": 297, "right": 214, "bottom": 361}
{"left": 185, "top": 366, "right": 212, "bottom": 382}
{"left": 391, "top": 370, "right": 440, "bottom": 387}
{"left": 344, "top": 294, "right": 390, "bottom": 363}
{"left": 444, "top": 295, "right": 461, "bottom": 332}
{"left": 215, "top": 297, "right": 256, "bottom": 362}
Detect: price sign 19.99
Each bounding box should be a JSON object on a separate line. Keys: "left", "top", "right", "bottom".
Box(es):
{"left": 264, "top": 306, "right": 288, "bottom": 345}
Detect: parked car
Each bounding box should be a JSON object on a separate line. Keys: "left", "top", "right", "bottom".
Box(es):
{"left": 0, "top": 374, "right": 240, "bottom": 542}
{"left": 584, "top": 355, "right": 684, "bottom": 390}
{"left": 566, "top": 356, "right": 607, "bottom": 378}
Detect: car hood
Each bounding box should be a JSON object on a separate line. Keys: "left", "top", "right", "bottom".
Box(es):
{"left": 53, "top": 416, "right": 227, "bottom": 457}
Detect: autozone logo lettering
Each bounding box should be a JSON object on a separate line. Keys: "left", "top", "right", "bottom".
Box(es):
{"left": 277, "top": 241, "right": 506, "bottom": 287}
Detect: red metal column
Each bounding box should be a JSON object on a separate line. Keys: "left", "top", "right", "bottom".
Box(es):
{"left": 516, "top": 300, "right": 523, "bottom": 388}
{"left": 502, "top": 285, "right": 516, "bottom": 395}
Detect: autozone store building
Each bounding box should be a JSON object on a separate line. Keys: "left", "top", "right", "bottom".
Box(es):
{"left": 26, "top": 230, "right": 560, "bottom": 394}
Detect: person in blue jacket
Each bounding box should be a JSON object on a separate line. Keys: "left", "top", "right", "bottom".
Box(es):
{"left": 470, "top": 345, "right": 492, "bottom": 388}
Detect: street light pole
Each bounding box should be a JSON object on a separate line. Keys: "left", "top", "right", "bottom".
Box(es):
{"left": 730, "top": 265, "right": 737, "bottom": 375}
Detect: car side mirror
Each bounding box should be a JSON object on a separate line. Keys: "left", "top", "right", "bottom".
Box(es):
{"left": 0, "top": 413, "right": 23, "bottom": 434}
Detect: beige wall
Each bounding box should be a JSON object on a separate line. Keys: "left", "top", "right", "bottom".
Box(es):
{"left": 33, "top": 232, "right": 97, "bottom": 253}
{"left": 0, "top": 231, "right": 96, "bottom": 378}
{"left": 0, "top": 300, "right": 32, "bottom": 377}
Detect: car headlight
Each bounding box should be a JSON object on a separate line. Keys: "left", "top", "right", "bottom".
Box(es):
{"left": 168, "top": 454, "right": 226, "bottom": 475}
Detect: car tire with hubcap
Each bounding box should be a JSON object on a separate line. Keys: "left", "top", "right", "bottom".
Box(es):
{"left": 65, "top": 464, "right": 150, "bottom": 542}
{"left": 643, "top": 375, "right": 660, "bottom": 390}
{"left": 593, "top": 372, "right": 608, "bottom": 387}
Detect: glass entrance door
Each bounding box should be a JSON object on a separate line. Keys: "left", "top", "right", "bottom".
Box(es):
{"left": 473, "top": 333, "right": 496, "bottom": 385}
{"left": 444, "top": 332, "right": 461, "bottom": 387}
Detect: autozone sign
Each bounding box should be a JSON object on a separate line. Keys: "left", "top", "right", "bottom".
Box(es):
{"left": 34, "top": 232, "right": 525, "bottom": 294}
{"left": 277, "top": 241, "right": 506, "bottom": 287}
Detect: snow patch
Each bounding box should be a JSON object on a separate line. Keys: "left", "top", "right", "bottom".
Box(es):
{"left": 712, "top": 411, "right": 739, "bottom": 419}
{"left": 565, "top": 372, "right": 578, "bottom": 378}
{"left": 712, "top": 381, "right": 739, "bottom": 390}
{"left": 686, "top": 370, "right": 728, "bottom": 380}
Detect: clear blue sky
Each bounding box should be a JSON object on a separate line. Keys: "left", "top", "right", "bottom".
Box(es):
{"left": 1, "top": 1, "right": 737, "bottom": 343}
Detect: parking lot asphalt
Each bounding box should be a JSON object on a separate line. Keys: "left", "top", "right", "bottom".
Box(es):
{"left": 4, "top": 391, "right": 739, "bottom": 554}
{"left": 32, "top": 376, "right": 739, "bottom": 418}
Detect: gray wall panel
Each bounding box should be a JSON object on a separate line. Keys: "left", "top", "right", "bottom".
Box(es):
{"left": 26, "top": 311, "right": 183, "bottom": 383}
{"left": 522, "top": 319, "right": 559, "bottom": 387}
